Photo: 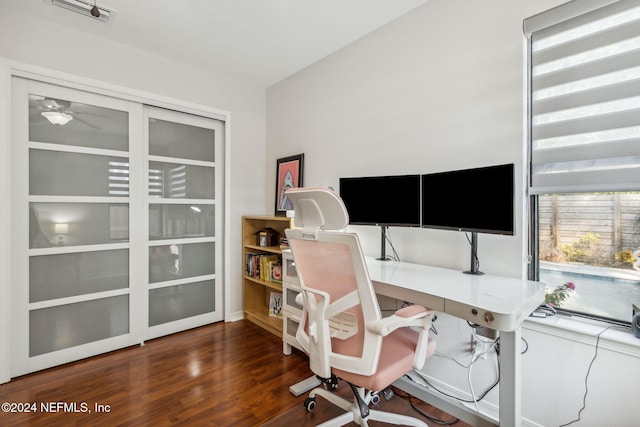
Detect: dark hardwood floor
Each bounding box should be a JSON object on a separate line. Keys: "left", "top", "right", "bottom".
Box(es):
{"left": 0, "top": 320, "right": 468, "bottom": 426}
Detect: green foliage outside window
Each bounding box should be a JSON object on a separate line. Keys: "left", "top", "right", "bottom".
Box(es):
{"left": 561, "top": 233, "right": 599, "bottom": 263}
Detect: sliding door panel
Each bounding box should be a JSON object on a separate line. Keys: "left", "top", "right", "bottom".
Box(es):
{"left": 11, "top": 78, "right": 143, "bottom": 376}
{"left": 28, "top": 94, "right": 129, "bottom": 151}
{"left": 148, "top": 161, "right": 215, "bottom": 199}
{"left": 149, "top": 204, "right": 215, "bottom": 240}
{"left": 149, "top": 118, "right": 215, "bottom": 161}
{"left": 29, "top": 295, "right": 129, "bottom": 356}
{"left": 29, "top": 150, "right": 129, "bottom": 197}
{"left": 29, "top": 250, "right": 129, "bottom": 302}
{"left": 11, "top": 78, "right": 225, "bottom": 377}
{"left": 145, "top": 107, "right": 223, "bottom": 339}
{"left": 149, "top": 242, "right": 215, "bottom": 283}
{"left": 149, "top": 280, "right": 216, "bottom": 326}
{"left": 29, "top": 203, "right": 129, "bottom": 248}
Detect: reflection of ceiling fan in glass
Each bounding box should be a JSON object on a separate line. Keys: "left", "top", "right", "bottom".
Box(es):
{"left": 30, "top": 96, "right": 100, "bottom": 129}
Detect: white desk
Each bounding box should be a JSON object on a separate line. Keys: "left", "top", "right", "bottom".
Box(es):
{"left": 366, "top": 257, "right": 545, "bottom": 427}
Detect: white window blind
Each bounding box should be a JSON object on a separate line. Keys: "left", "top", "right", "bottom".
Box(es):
{"left": 525, "top": 0, "right": 640, "bottom": 194}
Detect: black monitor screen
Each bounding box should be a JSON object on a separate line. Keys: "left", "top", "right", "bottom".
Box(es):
{"left": 339, "top": 174, "right": 421, "bottom": 227}
{"left": 421, "top": 164, "right": 514, "bottom": 235}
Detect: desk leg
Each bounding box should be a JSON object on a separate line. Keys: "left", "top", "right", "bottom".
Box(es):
{"left": 499, "top": 328, "right": 521, "bottom": 427}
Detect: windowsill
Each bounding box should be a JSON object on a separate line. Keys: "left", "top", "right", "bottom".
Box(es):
{"left": 524, "top": 313, "right": 640, "bottom": 358}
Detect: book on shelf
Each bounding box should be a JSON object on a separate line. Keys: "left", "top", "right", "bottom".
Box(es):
{"left": 245, "top": 253, "right": 282, "bottom": 284}
{"left": 279, "top": 236, "right": 289, "bottom": 250}
{"left": 270, "top": 261, "right": 282, "bottom": 283}
{"left": 269, "top": 292, "right": 283, "bottom": 318}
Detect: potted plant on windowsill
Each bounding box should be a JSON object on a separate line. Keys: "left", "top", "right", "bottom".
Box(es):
{"left": 544, "top": 282, "right": 576, "bottom": 308}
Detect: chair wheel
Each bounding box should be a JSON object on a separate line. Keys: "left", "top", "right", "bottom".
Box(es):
{"left": 329, "top": 374, "right": 339, "bottom": 391}
{"left": 371, "top": 392, "right": 380, "bottom": 405}
{"left": 304, "top": 397, "right": 316, "bottom": 412}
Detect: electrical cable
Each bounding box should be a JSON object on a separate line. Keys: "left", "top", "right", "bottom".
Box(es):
{"left": 392, "top": 387, "right": 460, "bottom": 426}
{"left": 410, "top": 360, "right": 500, "bottom": 405}
{"left": 420, "top": 334, "right": 529, "bottom": 407}
{"left": 468, "top": 322, "right": 497, "bottom": 344}
{"left": 465, "top": 232, "right": 480, "bottom": 272}
{"left": 384, "top": 227, "right": 400, "bottom": 261}
{"left": 468, "top": 350, "right": 481, "bottom": 412}
{"left": 558, "top": 326, "right": 611, "bottom": 427}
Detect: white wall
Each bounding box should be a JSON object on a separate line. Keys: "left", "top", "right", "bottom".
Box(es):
{"left": 267, "top": 0, "right": 543, "bottom": 276}
{"left": 0, "top": 6, "right": 265, "bottom": 349}
{"left": 267, "top": 0, "right": 640, "bottom": 425}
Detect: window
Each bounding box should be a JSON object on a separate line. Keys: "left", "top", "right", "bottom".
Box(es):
{"left": 525, "top": 0, "right": 640, "bottom": 323}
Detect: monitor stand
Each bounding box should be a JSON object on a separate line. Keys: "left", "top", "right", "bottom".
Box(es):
{"left": 377, "top": 225, "right": 392, "bottom": 261}
{"left": 463, "top": 232, "right": 484, "bottom": 275}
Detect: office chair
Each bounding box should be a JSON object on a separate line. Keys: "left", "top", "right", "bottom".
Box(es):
{"left": 285, "top": 187, "right": 436, "bottom": 427}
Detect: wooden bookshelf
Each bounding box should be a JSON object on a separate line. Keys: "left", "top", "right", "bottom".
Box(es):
{"left": 242, "top": 215, "right": 292, "bottom": 337}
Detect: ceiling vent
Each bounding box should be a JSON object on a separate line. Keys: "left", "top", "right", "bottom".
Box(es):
{"left": 51, "top": 0, "right": 111, "bottom": 23}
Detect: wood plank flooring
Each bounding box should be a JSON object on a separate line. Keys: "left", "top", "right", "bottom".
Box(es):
{"left": 0, "top": 320, "right": 468, "bottom": 426}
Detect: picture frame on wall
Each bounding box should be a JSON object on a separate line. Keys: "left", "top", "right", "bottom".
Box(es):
{"left": 275, "top": 153, "right": 304, "bottom": 216}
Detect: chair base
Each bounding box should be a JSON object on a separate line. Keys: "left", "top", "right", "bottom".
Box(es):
{"left": 306, "top": 385, "right": 429, "bottom": 427}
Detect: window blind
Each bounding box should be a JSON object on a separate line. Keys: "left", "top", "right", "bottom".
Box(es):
{"left": 525, "top": 0, "right": 640, "bottom": 194}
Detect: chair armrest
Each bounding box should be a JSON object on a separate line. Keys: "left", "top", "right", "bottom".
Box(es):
{"left": 366, "top": 305, "right": 434, "bottom": 337}
{"left": 367, "top": 305, "right": 436, "bottom": 369}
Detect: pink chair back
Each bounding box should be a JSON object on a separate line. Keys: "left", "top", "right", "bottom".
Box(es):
{"left": 285, "top": 188, "right": 384, "bottom": 378}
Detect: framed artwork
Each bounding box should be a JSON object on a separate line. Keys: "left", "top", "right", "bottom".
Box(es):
{"left": 275, "top": 153, "right": 304, "bottom": 216}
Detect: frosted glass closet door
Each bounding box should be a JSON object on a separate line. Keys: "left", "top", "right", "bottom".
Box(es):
{"left": 145, "top": 107, "right": 224, "bottom": 339}
{"left": 11, "top": 78, "right": 144, "bottom": 376}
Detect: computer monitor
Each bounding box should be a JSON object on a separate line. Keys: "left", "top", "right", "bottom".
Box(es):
{"left": 421, "top": 163, "right": 514, "bottom": 235}
{"left": 421, "top": 163, "right": 515, "bottom": 274}
{"left": 339, "top": 174, "right": 421, "bottom": 227}
{"left": 340, "top": 174, "right": 421, "bottom": 260}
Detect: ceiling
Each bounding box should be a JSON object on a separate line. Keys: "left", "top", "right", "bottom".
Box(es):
{"left": 8, "top": 0, "right": 428, "bottom": 87}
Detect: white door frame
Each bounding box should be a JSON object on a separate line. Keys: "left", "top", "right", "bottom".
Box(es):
{"left": 0, "top": 59, "right": 232, "bottom": 384}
